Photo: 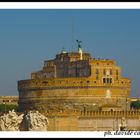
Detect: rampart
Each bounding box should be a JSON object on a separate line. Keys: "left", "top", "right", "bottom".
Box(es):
{"left": 45, "top": 110, "right": 140, "bottom": 131}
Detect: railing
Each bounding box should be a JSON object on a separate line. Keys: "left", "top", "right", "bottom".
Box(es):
{"left": 1, "top": 110, "right": 140, "bottom": 120}
{"left": 43, "top": 110, "right": 140, "bottom": 118}
{"left": 79, "top": 110, "right": 140, "bottom": 118}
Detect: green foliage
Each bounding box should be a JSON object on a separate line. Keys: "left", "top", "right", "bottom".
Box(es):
{"left": 130, "top": 101, "right": 140, "bottom": 109}
{"left": 0, "top": 104, "right": 18, "bottom": 112}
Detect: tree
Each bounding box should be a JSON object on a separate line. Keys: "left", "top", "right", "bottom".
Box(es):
{"left": 130, "top": 101, "right": 140, "bottom": 109}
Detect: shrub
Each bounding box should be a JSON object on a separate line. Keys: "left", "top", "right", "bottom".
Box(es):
{"left": 130, "top": 101, "right": 140, "bottom": 109}
{"left": 0, "top": 104, "right": 18, "bottom": 112}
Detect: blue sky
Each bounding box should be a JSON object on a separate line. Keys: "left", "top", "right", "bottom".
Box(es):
{"left": 0, "top": 9, "right": 140, "bottom": 97}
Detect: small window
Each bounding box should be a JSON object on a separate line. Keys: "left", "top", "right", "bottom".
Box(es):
{"left": 94, "top": 81, "right": 96, "bottom": 83}
{"left": 96, "top": 69, "right": 99, "bottom": 74}
{"left": 103, "top": 78, "right": 106, "bottom": 83}
{"left": 96, "top": 75, "right": 99, "bottom": 80}
{"left": 87, "top": 81, "right": 90, "bottom": 83}
{"left": 107, "top": 78, "right": 110, "bottom": 83}
{"left": 116, "top": 76, "right": 118, "bottom": 80}
{"left": 110, "top": 69, "right": 112, "bottom": 75}
{"left": 110, "top": 78, "right": 112, "bottom": 83}
{"left": 116, "top": 69, "right": 118, "bottom": 75}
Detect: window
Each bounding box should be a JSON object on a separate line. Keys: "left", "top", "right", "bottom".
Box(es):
{"left": 103, "top": 78, "right": 106, "bottom": 83}
{"left": 110, "top": 78, "right": 112, "bottom": 83}
{"left": 96, "top": 69, "right": 99, "bottom": 74}
{"left": 103, "top": 78, "right": 112, "bottom": 84}
{"left": 110, "top": 69, "right": 112, "bottom": 75}
{"left": 96, "top": 75, "right": 99, "bottom": 80}
{"left": 116, "top": 69, "right": 118, "bottom": 75}
{"left": 116, "top": 76, "right": 118, "bottom": 80}
{"left": 107, "top": 78, "right": 110, "bottom": 83}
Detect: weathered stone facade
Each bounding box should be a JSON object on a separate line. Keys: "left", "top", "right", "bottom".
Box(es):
{"left": 18, "top": 45, "right": 130, "bottom": 113}
{"left": 46, "top": 110, "right": 140, "bottom": 131}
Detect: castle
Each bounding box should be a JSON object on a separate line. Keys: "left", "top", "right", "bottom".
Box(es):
{"left": 17, "top": 41, "right": 140, "bottom": 131}
{"left": 18, "top": 40, "right": 131, "bottom": 113}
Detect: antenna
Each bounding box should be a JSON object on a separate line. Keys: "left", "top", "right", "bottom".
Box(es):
{"left": 62, "top": 47, "right": 64, "bottom": 51}
{"left": 71, "top": 17, "right": 74, "bottom": 51}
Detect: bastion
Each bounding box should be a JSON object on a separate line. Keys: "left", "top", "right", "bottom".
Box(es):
{"left": 18, "top": 41, "right": 131, "bottom": 114}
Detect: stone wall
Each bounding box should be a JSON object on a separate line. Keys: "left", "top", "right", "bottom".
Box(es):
{"left": 18, "top": 88, "right": 130, "bottom": 112}
{"left": 46, "top": 110, "right": 140, "bottom": 131}
{"left": 1, "top": 110, "right": 139, "bottom": 131}
{"left": 18, "top": 77, "right": 130, "bottom": 112}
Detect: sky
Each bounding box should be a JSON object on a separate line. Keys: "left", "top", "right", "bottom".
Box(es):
{"left": 0, "top": 9, "right": 140, "bottom": 97}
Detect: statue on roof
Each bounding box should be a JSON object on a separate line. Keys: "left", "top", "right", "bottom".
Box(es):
{"left": 76, "top": 40, "right": 82, "bottom": 49}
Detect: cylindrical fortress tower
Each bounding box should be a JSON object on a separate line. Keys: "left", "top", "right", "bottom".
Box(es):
{"left": 18, "top": 48, "right": 131, "bottom": 113}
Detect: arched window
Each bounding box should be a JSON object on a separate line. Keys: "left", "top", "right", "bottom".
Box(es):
{"left": 103, "top": 78, "right": 112, "bottom": 83}
{"left": 107, "top": 78, "right": 110, "bottom": 83}
{"left": 103, "top": 78, "right": 106, "bottom": 83}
